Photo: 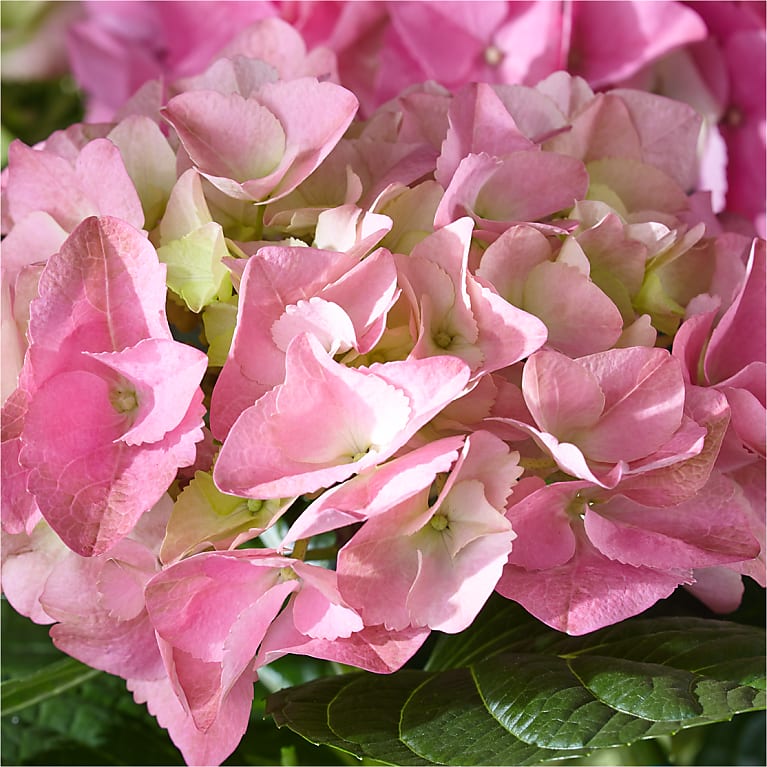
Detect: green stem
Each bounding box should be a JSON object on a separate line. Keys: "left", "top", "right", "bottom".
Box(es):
{"left": 290, "top": 539, "right": 309, "bottom": 561}
{"left": 303, "top": 545, "right": 339, "bottom": 562}
{"left": 253, "top": 202, "right": 265, "bottom": 241}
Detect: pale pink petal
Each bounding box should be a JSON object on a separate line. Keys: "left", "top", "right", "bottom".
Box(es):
{"left": 476, "top": 224, "right": 552, "bottom": 305}
{"left": 407, "top": 536, "right": 511, "bottom": 634}
{"left": 290, "top": 562, "right": 364, "bottom": 640}
{"left": 436, "top": 82, "right": 534, "bottom": 186}
{"left": 87, "top": 338, "right": 207, "bottom": 446}
{"left": 686, "top": 567, "right": 745, "bottom": 614}
{"left": 74, "top": 138, "right": 145, "bottom": 228}
{"left": 575, "top": 348, "right": 686, "bottom": 463}
{"left": 319, "top": 247, "right": 399, "bottom": 354}
{"left": 436, "top": 151, "right": 588, "bottom": 229}
{"left": 611, "top": 89, "right": 703, "bottom": 190}
{"left": 144, "top": 551, "right": 291, "bottom": 662}
{"left": 705, "top": 238, "right": 765, "bottom": 383}
{"left": 5, "top": 139, "right": 143, "bottom": 232}
{"left": 0, "top": 523, "right": 66, "bottom": 624}
{"left": 467, "top": 277, "right": 549, "bottom": 372}
{"left": 544, "top": 93, "right": 642, "bottom": 163}
{"left": 210, "top": 245, "right": 360, "bottom": 439}
{"left": 250, "top": 78, "right": 358, "bottom": 199}
{"left": 587, "top": 158, "right": 689, "bottom": 214}
{"left": 282, "top": 435, "right": 464, "bottom": 546}
{"left": 128, "top": 672, "right": 254, "bottom": 767}
{"left": 338, "top": 531, "right": 420, "bottom": 631}
{"left": 585, "top": 473, "right": 760, "bottom": 570}
{"left": 270, "top": 297, "right": 357, "bottom": 357}
{"left": 1, "top": 211, "right": 68, "bottom": 278}
{"left": 405, "top": 489, "right": 513, "bottom": 633}
{"left": 214, "top": 334, "right": 413, "bottom": 498}
{"left": 497, "top": 529, "right": 692, "bottom": 635}
{"left": 522, "top": 261, "right": 623, "bottom": 355}
{"left": 257, "top": 607, "right": 430, "bottom": 674}
{"left": 164, "top": 90, "right": 287, "bottom": 184}
{"left": 522, "top": 350, "right": 605, "bottom": 438}
{"left": 505, "top": 482, "right": 579, "bottom": 571}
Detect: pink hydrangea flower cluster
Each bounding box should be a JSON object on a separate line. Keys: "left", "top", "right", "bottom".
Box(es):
{"left": 1, "top": 5, "right": 765, "bottom": 765}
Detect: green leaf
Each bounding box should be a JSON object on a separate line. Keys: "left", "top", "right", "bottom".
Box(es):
{"left": 400, "top": 668, "right": 568, "bottom": 765}
{"left": 267, "top": 600, "right": 766, "bottom": 766}
{"left": 1, "top": 658, "right": 100, "bottom": 715}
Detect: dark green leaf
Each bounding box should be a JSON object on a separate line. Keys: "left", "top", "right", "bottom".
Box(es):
{"left": 267, "top": 600, "right": 766, "bottom": 766}
{"left": 1, "top": 658, "right": 100, "bottom": 716}
{"left": 326, "top": 671, "right": 432, "bottom": 765}
{"left": 400, "top": 668, "right": 569, "bottom": 765}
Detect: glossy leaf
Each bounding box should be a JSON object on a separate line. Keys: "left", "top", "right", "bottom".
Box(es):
{"left": 267, "top": 600, "right": 766, "bottom": 766}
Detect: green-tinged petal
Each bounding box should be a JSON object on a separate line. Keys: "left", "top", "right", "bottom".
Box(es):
{"left": 160, "top": 470, "right": 293, "bottom": 564}
{"left": 157, "top": 222, "right": 231, "bottom": 312}
{"left": 202, "top": 295, "right": 239, "bottom": 367}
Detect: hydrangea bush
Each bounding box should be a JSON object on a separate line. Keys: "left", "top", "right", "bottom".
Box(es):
{"left": 1, "top": 2, "right": 765, "bottom": 765}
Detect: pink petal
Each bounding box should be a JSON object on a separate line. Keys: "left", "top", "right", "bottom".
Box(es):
{"left": 570, "top": 0, "right": 707, "bottom": 88}
{"left": 615, "top": 385, "right": 730, "bottom": 507}
{"left": 210, "top": 245, "right": 359, "bottom": 439}
{"left": 497, "top": 528, "right": 692, "bottom": 635}
{"left": 586, "top": 158, "right": 688, "bottom": 214}
{"left": 611, "top": 89, "right": 703, "bottom": 190}
{"left": 27, "top": 216, "right": 169, "bottom": 387}
{"left": 250, "top": 78, "right": 358, "bottom": 200}
{"left": 88, "top": 338, "right": 207, "bottom": 446}
{"left": 20, "top": 370, "right": 198, "bottom": 556}
{"left": 522, "top": 350, "right": 605, "bottom": 438}
{"left": 576, "top": 348, "right": 686, "bottom": 463}
{"left": 290, "top": 562, "right": 364, "bottom": 640}
{"left": 477, "top": 224, "right": 552, "bottom": 305}
{"left": 257, "top": 607, "right": 430, "bottom": 674}
{"left": 522, "top": 261, "right": 623, "bottom": 355}
{"left": 436, "top": 83, "right": 533, "bottom": 186}
{"left": 339, "top": 530, "right": 420, "bottom": 631}
{"left": 705, "top": 238, "right": 766, "bottom": 383}
{"left": 436, "top": 151, "right": 588, "bottom": 229}
{"left": 686, "top": 567, "right": 745, "bottom": 614}
{"left": 585, "top": 472, "right": 760, "bottom": 569}
{"left": 214, "top": 334, "right": 413, "bottom": 498}
{"left": 5, "top": 139, "right": 143, "bottom": 232}
{"left": 505, "top": 482, "right": 579, "bottom": 571}
{"left": 128, "top": 672, "right": 254, "bottom": 767}
{"left": 0, "top": 523, "right": 66, "bottom": 624}
{"left": 282, "top": 435, "right": 464, "bottom": 546}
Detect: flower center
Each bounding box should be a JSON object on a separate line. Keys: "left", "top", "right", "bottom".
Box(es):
{"left": 724, "top": 106, "right": 743, "bottom": 127}
{"left": 434, "top": 330, "right": 453, "bottom": 349}
{"left": 429, "top": 513, "right": 449, "bottom": 532}
{"left": 109, "top": 385, "right": 138, "bottom": 414}
{"left": 484, "top": 45, "right": 503, "bottom": 66}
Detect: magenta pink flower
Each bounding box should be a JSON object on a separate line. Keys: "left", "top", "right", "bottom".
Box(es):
{"left": 335, "top": 431, "right": 521, "bottom": 633}
{"left": 395, "top": 217, "right": 548, "bottom": 377}
{"left": 1, "top": 495, "right": 172, "bottom": 679}
{"left": 497, "top": 471, "right": 759, "bottom": 634}
{"left": 214, "top": 332, "right": 470, "bottom": 498}
{"left": 143, "top": 547, "right": 405, "bottom": 760}
{"left": 3, "top": 217, "right": 206, "bottom": 556}
{"left": 163, "top": 76, "right": 358, "bottom": 203}
{"left": 210, "top": 244, "right": 398, "bottom": 439}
